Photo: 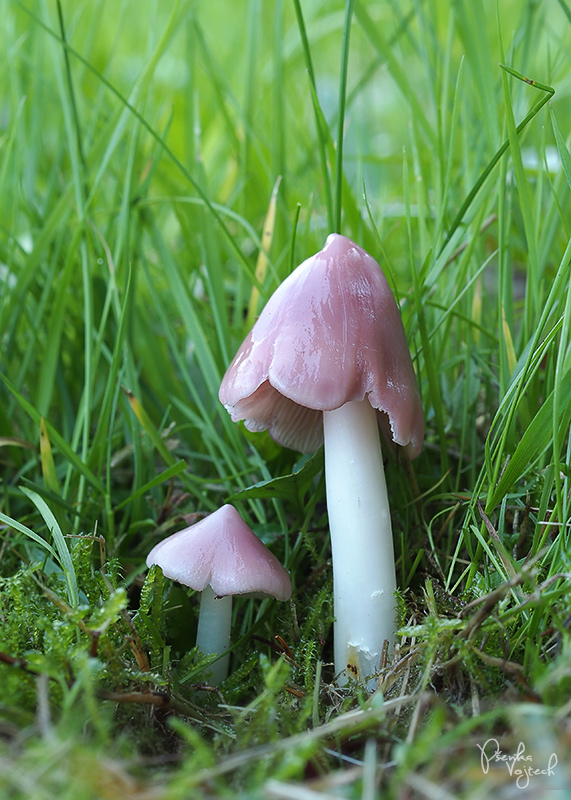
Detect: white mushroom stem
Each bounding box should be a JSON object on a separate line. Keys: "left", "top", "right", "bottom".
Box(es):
{"left": 323, "top": 398, "right": 396, "bottom": 691}
{"left": 196, "top": 585, "right": 232, "bottom": 685}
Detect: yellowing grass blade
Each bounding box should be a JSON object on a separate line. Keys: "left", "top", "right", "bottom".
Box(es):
{"left": 246, "top": 175, "right": 282, "bottom": 329}
{"left": 501, "top": 303, "right": 531, "bottom": 428}
{"left": 501, "top": 303, "right": 517, "bottom": 376}
{"left": 124, "top": 387, "right": 177, "bottom": 467}
{"left": 40, "top": 417, "right": 60, "bottom": 495}
{"left": 471, "top": 275, "right": 482, "bottom": 345}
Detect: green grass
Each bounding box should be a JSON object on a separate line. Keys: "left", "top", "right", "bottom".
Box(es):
{"left": 1, "top": 0, "right": 571, "bottom": 796}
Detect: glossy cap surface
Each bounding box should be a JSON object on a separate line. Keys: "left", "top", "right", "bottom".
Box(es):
{"left": 146, "top": 505, "right": 292, "bottom": 600}
{"left": 220, "top": 234, "right": 424, "bottom": 456}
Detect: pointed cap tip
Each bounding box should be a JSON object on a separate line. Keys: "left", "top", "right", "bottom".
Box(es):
{"left": 220, "top": 234, "right": 424, "bottom": 456}
{"left": 146, "top": 505, "right": 292, "bottom": 600}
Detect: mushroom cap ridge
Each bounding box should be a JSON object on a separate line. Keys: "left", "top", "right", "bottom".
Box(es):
{"left": 146, "top": 505, "right": 292, "bottom": 601}
{"left": 219, "top": 233, "right": 424, "bottom": 457}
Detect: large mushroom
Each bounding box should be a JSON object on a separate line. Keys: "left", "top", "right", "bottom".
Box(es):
{"left": 146, "top": 504, "right": 292, "bottom": 685}
{"left": 219, "top": 233, "right": 423, "bottom": 689}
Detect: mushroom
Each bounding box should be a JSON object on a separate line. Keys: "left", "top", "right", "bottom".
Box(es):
{"left": 219, "top": 233, "right": 423, "bottom": 689}
{"left": 146, "top": 504, "right": 292, "bottom": 685}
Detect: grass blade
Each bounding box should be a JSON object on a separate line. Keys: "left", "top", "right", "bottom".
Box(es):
{"left": 0, "top": 510, "right": 59, "bottom": 562}
{"left": 291, "top": 0, "right": 334, "bottom": 231}
{"left": 334, "top": 0, "right": 354, "bottom": 232}
{"left": 20, "top": 485, "right": 79, "bottom": 607}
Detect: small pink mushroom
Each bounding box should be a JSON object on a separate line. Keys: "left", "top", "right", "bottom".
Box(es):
{"left": 219, "top": 234, "right": 423, "bottom": 689}
{"left": 147, "top": 504, "right": 291, "bottom": 684}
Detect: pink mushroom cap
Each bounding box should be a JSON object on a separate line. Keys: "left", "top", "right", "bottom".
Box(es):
{"left": 219, "top": 233, "right": 424, "bottom": 457}
{"left": 146, "top": 505, "right": 292, "bottom": 601}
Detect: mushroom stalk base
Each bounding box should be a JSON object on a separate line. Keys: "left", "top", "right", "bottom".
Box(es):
{"left": 323, "top": 399, "right": 396, "bottom": 691}
{"left": 196, "top": 585, "right": 232, "bottom": 685}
